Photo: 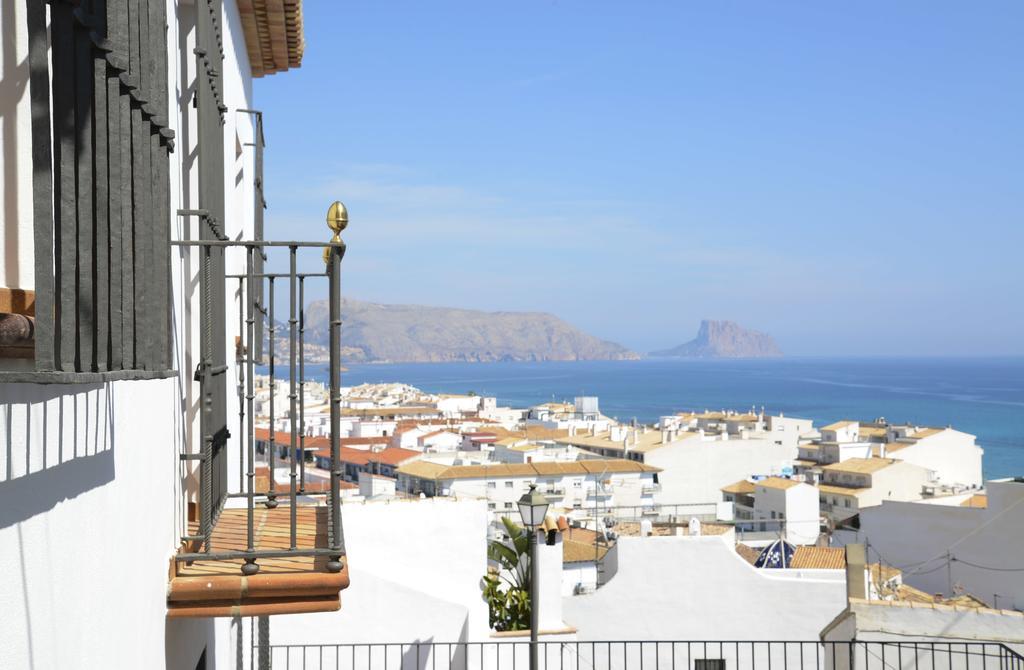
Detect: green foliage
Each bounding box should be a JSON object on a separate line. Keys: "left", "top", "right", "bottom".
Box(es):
{"left": 482, "top": 517, "right": 532, "bottom": 631}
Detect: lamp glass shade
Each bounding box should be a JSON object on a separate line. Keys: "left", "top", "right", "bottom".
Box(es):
{"left": 517, "top": 485, "right": 550, "bottom": 530}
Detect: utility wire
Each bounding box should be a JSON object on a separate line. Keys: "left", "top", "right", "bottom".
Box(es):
{"left": 951, "top": 557, "right": 1024, "bottom": 572}
{"left": 902, "top": 494, "right": 1024, "bottom": 578}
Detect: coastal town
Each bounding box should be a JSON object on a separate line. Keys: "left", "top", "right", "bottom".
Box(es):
{"left": 2, "top": 0, "right": 1021, "bottom": 668}
{"left": 250, "top": 375, "right": 1019, "bottom": 622}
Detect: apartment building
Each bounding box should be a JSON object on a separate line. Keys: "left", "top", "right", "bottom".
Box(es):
{"left": 556, "top": 420, "right": 796, "bottom": 504}
{"left": 796, "top": 420, "right": 982, "bottom": 489}
{"left": 395, "top": 459, "right": 661, "bottom": 513}
{"left": 818, "top": 458, "right": 932, "bottom": 522}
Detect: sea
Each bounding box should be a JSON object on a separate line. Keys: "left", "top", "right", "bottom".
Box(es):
{"left": 298, "top": 357, "right": 1024, "bottom": 480}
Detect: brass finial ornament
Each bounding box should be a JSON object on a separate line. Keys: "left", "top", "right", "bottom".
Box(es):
{"left": 324, "top": 200, "right": 348, "bottom": 263}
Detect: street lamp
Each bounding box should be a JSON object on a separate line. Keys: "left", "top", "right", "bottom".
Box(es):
{"left": 517, "top": 483, "right": 549, "bottom": 670}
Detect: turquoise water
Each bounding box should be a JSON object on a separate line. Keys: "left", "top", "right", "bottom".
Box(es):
{"left": 302, "top": 357, "right": 1024, "bottom": 480}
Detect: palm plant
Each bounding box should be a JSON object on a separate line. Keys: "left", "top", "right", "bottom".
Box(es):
{"left": 482, "top": 516, "right": 532, "bottom": 631}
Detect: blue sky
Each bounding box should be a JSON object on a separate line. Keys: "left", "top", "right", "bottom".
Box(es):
{"left": 255, "top": 1, "right": 1023, "bottom": 356}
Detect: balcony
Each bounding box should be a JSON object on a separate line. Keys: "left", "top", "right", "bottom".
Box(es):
{"left": 542, "top": 486, "right": 566, "bottom": 499}
{"left": 169, "top": 234, "right": 350, "bottom": 617}
{"left": 168, "top": 507, "right": 349, "bottom": 617}
{"left": 641, "top": 482, "right": 662, "bottom": 494}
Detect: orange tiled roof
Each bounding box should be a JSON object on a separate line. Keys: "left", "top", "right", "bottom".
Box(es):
{"left": 313, "top": 446, "right": 420, "bottom": 468}
{"left": 790, "top": 547, "right": 845, "bottom": 570}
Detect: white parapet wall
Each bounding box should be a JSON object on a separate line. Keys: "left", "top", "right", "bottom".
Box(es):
{"left": 563, "top": 534, "right": 848, "bottom": 640}
{"left": 267, "top": 499, "right": 492, "bottom": 647}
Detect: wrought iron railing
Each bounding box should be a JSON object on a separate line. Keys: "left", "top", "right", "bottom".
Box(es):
{"left": 172, "top": 237, "right": 347, "bottom": 575}
{"left": 253, "top": 640, "right": 1024, "bottom": 670}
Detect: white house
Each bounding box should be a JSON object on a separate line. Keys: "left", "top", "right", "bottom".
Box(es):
{"left": 881, "top": 427, "right": 983, "bottom": 488}
{"left": 418, "top": 429, "right": 463, "bottom": 452}
{"left": 395, "top": 459, "right": 662, "bottom": 515}
{"left": 557, "top": 427, "right": 797, "bottom": 506}
{"left": 751, "top": 477, "right": 821, "bottom": 545}
{"left": 818, "top": 458, "right": 932, "bottom": 522}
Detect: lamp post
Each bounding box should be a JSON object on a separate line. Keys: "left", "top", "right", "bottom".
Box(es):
{"left": 517, "top": 483, "right": 549, "bottom": 670}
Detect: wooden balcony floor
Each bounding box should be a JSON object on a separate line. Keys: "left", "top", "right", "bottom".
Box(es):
{"left": 168, "top": 506, "right": 350, "bottom": 618}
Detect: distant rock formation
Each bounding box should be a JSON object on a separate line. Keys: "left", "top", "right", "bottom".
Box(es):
{"left": 289, "top": 298, "right": 639, "bottom": 364}
{"left": 651, "top": 320, "right": 782, "bottom": 358}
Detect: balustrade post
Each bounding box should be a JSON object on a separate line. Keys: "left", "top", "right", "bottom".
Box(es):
{"left": 288, "top": 246, "right": 298, "bottom": 549}
{"left": 325, "top": 201, "right": 348, "bottom": 573}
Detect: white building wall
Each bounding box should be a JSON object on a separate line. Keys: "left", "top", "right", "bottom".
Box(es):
{"left": 892, "top": 431, "right": 983, "bottom": 488}
{"left": 858, "top": 462, "right": 931, "bottom": 508}
{"left": 268, "top": 499, "right": 492, "bottom": 645}
{"left": 766, "top": 416, "right": 815, "bottom": 448}
{"left": 439, "top": 472, "right": 653, "bottom": 513}
{"left": 836, "top": 479, "right": 1024, "bottom": 611}
{"left": 0, "top": 380, "right": 209, "bottom": 669}
{"left": 563, "top": 535, "right": 847, "bottom": 640}
{"left": 753, "top": 483, "right": 819, "bottom": 544}
{"left": 647, "top": 438, "right": 796, "bottom": 505}
{"left": 562, "top": 562, "right": 599, "bottom": 596}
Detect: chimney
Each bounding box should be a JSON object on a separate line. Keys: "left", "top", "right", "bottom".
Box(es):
{"left": 845, "top": 543, "right": 867, "bottom": 600}
{"left": 879, "top": 442, "right": 886, "bottom": 458}
{"left": 661, "top": 429, "right": 669, "bottom": 444}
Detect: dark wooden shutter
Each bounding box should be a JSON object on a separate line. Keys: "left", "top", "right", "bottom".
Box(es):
{"left": 26, "top": 0, "right": 173, "bottom": 375}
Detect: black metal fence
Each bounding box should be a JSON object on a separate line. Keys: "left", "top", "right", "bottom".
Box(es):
{"left": 172, "top": 239, "right": 347, "bottom": 574}
{"left": 257, "top": 641, "right": 1024, "bottom": 670}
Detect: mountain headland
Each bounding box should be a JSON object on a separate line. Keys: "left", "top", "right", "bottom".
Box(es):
{"left": 651, "top": 320, "right": 782, "bottom": 358}
{"left": 290, "top": 298, "right": 639, "bottom": 364}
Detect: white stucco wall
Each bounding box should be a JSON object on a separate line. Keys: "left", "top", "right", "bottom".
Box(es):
{"left": 893, "top": 431, "right": 983, "bottom": 488}
{"left": 836, "top": 478, "right": 1024, "bottom": 611}
{"left": 563, "top": 535, "right": 847, "bottom": 640}
{"left": 648, "top": 438, "right": 797, "bottom": 506}
{"left": 0, "top": 379, "right": 210, "bottom": 669}
{"left": 269, "top": 499, "right": 492, "bottom": 648}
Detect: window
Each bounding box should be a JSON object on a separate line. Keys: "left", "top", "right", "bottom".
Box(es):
{"left": 487, "top": 481, "right": 496, "bottom": 489}
{"left": 17, "top": 0, "right": 174, "bottom": 375}
{"left": 844, "top": 499, "right": 851, "bottom": 508}
{"left": 504, "top": 502, "right": 513, "bottom": 510}
{"left": 504, "top": 481, "right": 514, "bottom": 488}
{"left": 487, "top": 503, "right": 495, "bottom": 510}
{"left": 770, "top": 511, "right": 777, "bottom": 519}
{"left": 695, "top": 660, "right": 726, "bottom": 670}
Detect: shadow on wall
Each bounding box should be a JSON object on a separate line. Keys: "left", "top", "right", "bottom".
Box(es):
{"left": 165, "top": 615, "right": 216, "bottom": 670}
{"left": 0, "top": 382, "right": 116, "bottom": 529}
{"left": 400, "top": 636, "right": 436, "bottom": 670}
